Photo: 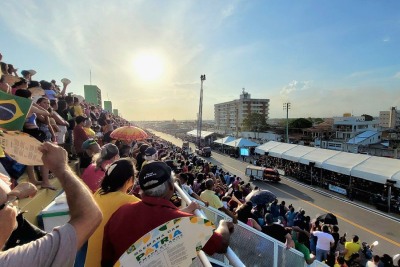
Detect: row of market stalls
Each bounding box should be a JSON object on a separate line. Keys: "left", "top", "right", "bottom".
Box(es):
{"left": 254, "top": 141, "right": 400, "bottom": 188}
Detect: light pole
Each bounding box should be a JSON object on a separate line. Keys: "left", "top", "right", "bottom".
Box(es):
{"left": 197, "top": 74, "right": 206, "bottom": 148}
{"left": 283, "top": 102, "right": 291, "bottom": 143}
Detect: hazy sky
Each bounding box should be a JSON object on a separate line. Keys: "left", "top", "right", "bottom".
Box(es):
{"left": 1, "top": 1, "right": 400, "bottom": 121}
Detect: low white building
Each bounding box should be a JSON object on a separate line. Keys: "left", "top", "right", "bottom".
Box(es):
{"left": 316, "top": 116, "right": 381, "bottom": 152}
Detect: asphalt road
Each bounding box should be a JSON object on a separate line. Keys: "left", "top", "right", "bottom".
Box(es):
{"left": 149, "top": 130, "right": 400, "bottom": 258}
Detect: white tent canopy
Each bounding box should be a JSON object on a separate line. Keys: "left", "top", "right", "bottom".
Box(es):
{"left": 298, "top": 149, "right": 342, "bottom": 168}
{"left": 224, "top": 138, "right": 259, "bottom": 148}
{"left": 186, "top": 130, "right": 214, "bottom": 139}
{"left": 213, "top": 136, "right": 236, "bottom": 144}
{"left": 254, "top": 141, "right": 400, "bottom": 187}
{"left": 254, "top": 141, "right": 281, "bottom": 154}
{"left": 268, "top": 143, "right": 298, "bottom": 158}
{"left": 282, "top": 146, "right": 317, "bottom": 162}
{"left": 322, "top": 153, "right": 371, "bottom": 176}
{"left": 351, "top": 157, "right": 400, "bottom": 186}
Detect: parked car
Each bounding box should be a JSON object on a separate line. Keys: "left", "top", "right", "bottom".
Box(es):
{"left": 245, "top": 165, "right": 281, "bottom": 182}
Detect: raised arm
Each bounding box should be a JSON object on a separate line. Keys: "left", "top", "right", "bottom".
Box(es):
{"left": 39, "top": 142, "right": 102, "bottom": 249}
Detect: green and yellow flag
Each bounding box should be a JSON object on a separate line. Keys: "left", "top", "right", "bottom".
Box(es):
{"left": 0, "top": 91, "right": 32, "bottom": 131}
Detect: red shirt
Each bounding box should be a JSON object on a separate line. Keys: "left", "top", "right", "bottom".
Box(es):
{"left": 73, "top": 125, "right": 88, "bottom": 154}
{"left": 101, "top": 196, "right": 223, "bottom": 266}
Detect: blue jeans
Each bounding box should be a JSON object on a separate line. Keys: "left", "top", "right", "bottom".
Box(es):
{"left": 316, "top": 248, "right": 329, "bottom": 262}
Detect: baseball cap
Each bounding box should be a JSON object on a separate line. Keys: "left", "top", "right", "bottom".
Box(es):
{"left": 145, "top": 147, "right": 157, "bottom": 156}
{"left": 139, "top": 144, "right": 149, "bottom": 154}
{"left": 139, "top": 161, "right": 172, "bottom": 190}
{"left": 82, "top": 139, "right": 98, "bottom": 150}
{"left": 100, "top": 143, "right": 119, "bottom": 160}
{"left": 75, "top": 116, "right": 87, "bottom": 124}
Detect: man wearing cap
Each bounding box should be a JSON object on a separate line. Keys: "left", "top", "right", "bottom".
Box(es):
{"left": 141, "top": 146, "right": 158, "bottom": 167}
{"left": 135, "top": 144, "right": 149, "bottom": 171}
{"left": 0, "top": 142, "right": 102, "bottom": 266}
{"left": 80, "top": 138, "right": 101, "bottom": 174}
{"left": 102, "top": 161, "right": 234, "bottom": 266}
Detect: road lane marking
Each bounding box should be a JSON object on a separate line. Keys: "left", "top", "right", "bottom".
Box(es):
{"left": 269, "top": 183, "right": 400, "bottom": 248}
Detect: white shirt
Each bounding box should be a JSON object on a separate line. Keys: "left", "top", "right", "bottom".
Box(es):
{"left": 313, "top": 231, "right": 334, "bottom": 251}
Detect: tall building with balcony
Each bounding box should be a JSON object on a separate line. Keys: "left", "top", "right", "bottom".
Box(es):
{"left": 379, "top": 107, "right": 399, "bottom": 129}
{"left": 214, "top": 89, "right": 269, "bottom": 135}
{"left": 104, "top": 101, "right": 112, "bottom": 113}
{"left": 84, "top": 85, "right": 102, "bottom": 107}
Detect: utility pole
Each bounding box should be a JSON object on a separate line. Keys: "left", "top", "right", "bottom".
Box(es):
{"left": 283, "top": 102, "right": 291, "bottom": 143}
{"left": 197, "top": 74, "right": 206, "bottom": 148}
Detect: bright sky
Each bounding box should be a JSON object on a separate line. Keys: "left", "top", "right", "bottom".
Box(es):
{"left": 1, "top": 1, "right": 400, "bottom": 121}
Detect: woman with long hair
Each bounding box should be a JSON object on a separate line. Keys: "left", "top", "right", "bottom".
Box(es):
{"left": 85, "top": 158, "right": 139, "bottom": 267}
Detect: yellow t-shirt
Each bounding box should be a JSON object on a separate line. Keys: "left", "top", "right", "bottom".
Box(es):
{"left": 84, "top": 127, "right": 96, "bottom": 138}
{"left": 85, "top": 190, "right": 139, "bottom": 267}
{"left": 200, "top": 189, "right": 223, "bottom": 223}
{"left": 73, "top": 105, "right": 84, "bottom": 116}
{"left": 344, "top": 241, "right": 361, "bottom": 261}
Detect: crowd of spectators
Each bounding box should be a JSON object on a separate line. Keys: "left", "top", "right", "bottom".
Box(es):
{"left": 252, "top": 155, "right": 400, "bottom": 214}
{"left": 0, "top": 50, "right": 399, "bottom": 266}
{"left": 0, "top": 51, "right": 236, "bottom": 266}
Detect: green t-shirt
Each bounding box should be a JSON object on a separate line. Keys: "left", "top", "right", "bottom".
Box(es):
{"left": 295, "top": 241, "right": 311, "bottom": 261}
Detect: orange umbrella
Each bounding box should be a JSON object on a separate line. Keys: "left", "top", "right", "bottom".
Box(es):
{"left": 110, "top": 126, "right": 148, "bottom": 141}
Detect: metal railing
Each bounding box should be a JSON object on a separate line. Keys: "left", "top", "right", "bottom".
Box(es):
{"left": 175, "top": 183, "right": 329, "bottom": 267}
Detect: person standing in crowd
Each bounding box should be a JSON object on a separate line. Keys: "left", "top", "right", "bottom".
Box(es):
{"left": 343, "top": 235, "right": 361, "bottom": 264}
{"left": 85, "top": 158, "right": 139, "bottom": 267}
{"left": 102, "top": 161, "right": 235, "bottom": 266}
{"left": 0, "top": 142, "right": 102, "bottom": 266}
{"left": 73, "top": 116, "right": 89, "bottom": 175}
{"left": 262, "top": 213, "right": 294, "bottom": 249}
{"left": 311, "top": 224, "right": 335, "bottom": 262}
{"left": 50, "top": 99, "right": 69, "bottom": 147}
{"left": 200, "top": 179, "right": 237, "bottom": 224}
{"left": 81, "top": 143, "right": 119, "bottom": 193}
{"left": 16, "top": 90, "right": 54, "bottom": 189}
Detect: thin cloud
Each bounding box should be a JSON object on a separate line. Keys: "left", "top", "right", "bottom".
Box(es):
{"left": 383, "top": 37, "right": 390, "bottom": 42}
{"left": 348, "top": 70, "right": 375, "bottom": 78}
{"left": 280, "top": 80, "right": 312, "bottom": 97}
{"left": 222, "top": 4, "right": 235, "bottom": 18}
{"left": 394, "top": 72, "right": 400, "bottom": 79}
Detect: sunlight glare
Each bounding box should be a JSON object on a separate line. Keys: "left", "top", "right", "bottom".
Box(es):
{"left": 133, "top": 53, "right": 164, "bottom": 82}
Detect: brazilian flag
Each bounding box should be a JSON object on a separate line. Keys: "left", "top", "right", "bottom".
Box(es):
{"left": 0, "top": 91, "right": 32, "bottom": 131}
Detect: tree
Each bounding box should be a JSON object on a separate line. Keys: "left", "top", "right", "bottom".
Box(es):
{"left": 289, "top": 118, "right": 313, "bottom": 129}
{"left": 242, "top": 113, "right": 269, "bottom": 132}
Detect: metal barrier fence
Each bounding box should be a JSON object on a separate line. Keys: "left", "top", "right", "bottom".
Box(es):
{"left": 185, "top": 198, "right": 329, "bottom": 267}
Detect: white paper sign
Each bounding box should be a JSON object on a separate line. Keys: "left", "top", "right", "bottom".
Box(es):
{"left": 118, "top": 216, "right": 215, "bottom": 267}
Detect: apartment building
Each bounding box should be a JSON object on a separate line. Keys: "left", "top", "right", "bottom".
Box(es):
{"left": 379, "top": 107, "right": 400, "bottom": 129}
{"left": 214, "top": 89, "right": 269, "bottom": 135}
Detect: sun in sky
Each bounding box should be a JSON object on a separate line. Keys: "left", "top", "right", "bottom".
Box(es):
{"left": 132, "top": 52, "right": 165, "bottom": 82}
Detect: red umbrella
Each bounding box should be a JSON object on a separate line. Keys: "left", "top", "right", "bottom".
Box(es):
{"left": 110, "top": 126, "right": 148, "bottom": 141}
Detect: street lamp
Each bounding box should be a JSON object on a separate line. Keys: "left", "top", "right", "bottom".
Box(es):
{"left": 283, "top": 102, "right": 291, "bottom": 143}
{"left": 197, "top": 74, "right": 206, "bottom": 148}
